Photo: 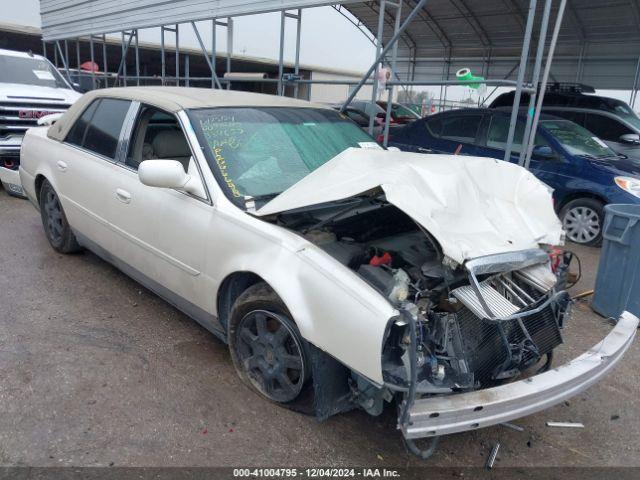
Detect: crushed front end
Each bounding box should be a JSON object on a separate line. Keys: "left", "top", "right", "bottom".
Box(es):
{"left": 377, "top": 248, "right": 637, "bottom": 447}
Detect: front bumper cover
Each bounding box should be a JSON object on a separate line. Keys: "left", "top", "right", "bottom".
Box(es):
{"left": 402, "top": 311, "right": 638, "bottom": 439}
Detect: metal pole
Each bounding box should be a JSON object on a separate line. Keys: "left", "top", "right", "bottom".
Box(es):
{"left": 102, "top": 35, "right": 107, "bottom": 87}
{"left": 278, "top": 10, "right": 286, "bottom": 96}
{"left": 175, "top": 24, "right": 180, "bottom": 86}
{"left": 518, "top": 0, "right": 552, "bottom": 166}
{"left": 630, "top": 56, "right": 640, "bottom": 107}
{"left": 443, "top": 51, "right": 450, "bottom": 110}
{"left": 76, "top": 38, "right": 81, "bottom": 70}
{"left": 64, "top": 40, "right": 69, "bottom": 74}
{"left": 367, "top": 0, "right": 386, "bottom": 135}
{"left": 383, "top": 0, "right": 403, "bottom": 147}
{"left": 42, "top": 40, "right": 46, "bottom": 59}
{"left": 524, "top": 0, "right": 567, "bottom": 169}
{"left": 342, "top": 0, "right": 429, "bottom": 114}
{"left": 89, "top": 36, "right": 96, "bottom": 90}
{"left": 191, "top": 21, "right": 223, "bottom": 89}
{"left": 121, "top": 32, "right": 127, "bottom": 86}
{"left": 161, "top": 26, "right": 166, "bottom": 85}
{"left": 135, "top": 30, "right": 140, "bottom": 86}
{"left": 55, "top": 41, "right": 72, "bottom": 83}
{"left": 113, "top": 32, "right": 134, "bottom": 87}
{"left": 226, "top": 18, "right": 233, "bottom": 90}
{"left": 503, "top": 0, "right": 537, "bottom": 162}
{"left": 185, "top": 54, "right": 190, "bottom": 86}
{"left": 294, "top": 9, "right": 302, "bottom": 98}
{"left": 211, "top": 19, "right": 217, "bottom": 89}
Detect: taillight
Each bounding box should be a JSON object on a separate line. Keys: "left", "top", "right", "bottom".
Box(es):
{"left": 376, "top": 134, "right": 393, "bottom": 144}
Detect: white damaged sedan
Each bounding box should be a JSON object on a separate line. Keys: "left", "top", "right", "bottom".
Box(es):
{"left": 19, "top": 87, "right": 637, "bottom": 456}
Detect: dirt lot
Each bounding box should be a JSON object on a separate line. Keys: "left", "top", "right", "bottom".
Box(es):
{"left": 1, "top": 188, "right": 639, "bottom": 468}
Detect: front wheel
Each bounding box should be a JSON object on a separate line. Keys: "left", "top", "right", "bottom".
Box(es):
{"left": 228, "top": 283, "right": 311, "bottom": 405}
{"left": 560, "top": 198, "right": 605, "bottom": 246}
{"left": 39, "top": 179, "right": 81, "bottom": 253}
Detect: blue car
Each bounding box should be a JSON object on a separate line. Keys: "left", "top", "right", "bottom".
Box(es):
{"left": 388, "top": 108, "right": 640, "bottom": 246}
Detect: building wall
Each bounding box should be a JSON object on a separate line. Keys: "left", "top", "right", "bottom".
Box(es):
{"left": 309, "top": 70, "right": 381, "bottom": 104}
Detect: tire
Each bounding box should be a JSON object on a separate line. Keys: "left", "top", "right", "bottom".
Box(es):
{"left": 228, "top": 282, "right": 313, "bottom": 406}
{"left": 39, "top": 179, "right": 82, "bottom": 253}
{"left": 560, "top": 198, "right": 605, "bottom": 247}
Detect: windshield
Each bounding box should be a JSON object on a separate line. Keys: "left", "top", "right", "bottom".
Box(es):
{"left": 0, "top": 54, "right": 69, "bottom": 89}
{"left": 541, "top": 119, "right": 618, "bottom": 158}
{"left": 188, "top": 107, "right": 377, "bottom": 203}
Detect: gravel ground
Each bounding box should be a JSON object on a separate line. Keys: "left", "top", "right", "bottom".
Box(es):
{"left": 1, "top": 189, "right": 638, "bottom": 468}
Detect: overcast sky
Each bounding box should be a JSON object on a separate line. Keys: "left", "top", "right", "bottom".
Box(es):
{"left": 9, "top": 0, "right": 376, "bottom": 72}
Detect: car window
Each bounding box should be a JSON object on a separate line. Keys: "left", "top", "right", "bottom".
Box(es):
{"left": 66, "top": 98, "right": 131, "bottom": 159}
{"left": 126, "top": 105, "right": 194, "bottom": 171}
{"left": 548, "top": 110, "right": 585, "bottom": 126}
{"left": 584, "top": 113, "right": 634, "bottom": 142}
{"left": 344, "top": 109, "right": 369, "bottom": 126}
{"left": 486, "top": 115, "right": 548, "bottom": 154}
{"left": 188, "top": 107, "right": 375, "bottom": 204}
{"left": 427, "top": 115, "right": 482, "bottom": 144}
{"left": 541, "top": 119, "right": 617, "bottom": 158}
{"left": 65, "top": 100, "right": 100, "bottom": 148}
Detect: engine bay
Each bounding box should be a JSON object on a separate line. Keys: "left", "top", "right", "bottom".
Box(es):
{"left": 272, "top": 194, "right": 572, "bottom": 408}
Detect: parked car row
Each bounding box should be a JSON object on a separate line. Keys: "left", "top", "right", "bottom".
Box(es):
{"left": 387, "top": 99, "right": 640, "bottom": 246}
{"left": 17, "top": 86, "right": 638, "bottom": 456}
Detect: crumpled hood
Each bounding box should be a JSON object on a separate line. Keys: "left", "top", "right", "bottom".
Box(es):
{"left": 256, "top": 148, "right": 563, "bottom": 265}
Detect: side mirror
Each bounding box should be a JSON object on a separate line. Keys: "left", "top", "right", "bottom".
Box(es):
{"left": 532, "top": 145, "right": 556, "bottom": 159}
{"left": 138, "top": 160, "right": 203, "bottom": 195}
{"left": 619, "top": 133, "right": 640, "bottom": 144}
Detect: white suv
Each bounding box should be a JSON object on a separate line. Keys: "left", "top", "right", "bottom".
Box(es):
{"left": 0, "top": 48, "right": 81, "bottom": 196}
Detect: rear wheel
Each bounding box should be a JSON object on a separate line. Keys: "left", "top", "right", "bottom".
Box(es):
{"left": 39, "top": 179, "right": 81, "bottom": 253}
{"left": 228, "top": 283, "right": 311, "bottom": 405}
{"left": 560, "top": 198, "right": 604, "bottom": 246}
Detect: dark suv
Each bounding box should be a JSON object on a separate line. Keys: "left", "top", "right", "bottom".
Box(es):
{"left": 490, "top": 86, "right": 640, "bottom": 161}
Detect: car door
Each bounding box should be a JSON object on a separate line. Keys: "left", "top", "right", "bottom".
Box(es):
{"left": 106, "top": 104, "right": 219, "bottom": 331}
{"left": 479, "top": 113, "right": 566, "bottom": 191}
{"left": 54, "top": 97, "right": 133, "bottom": 252}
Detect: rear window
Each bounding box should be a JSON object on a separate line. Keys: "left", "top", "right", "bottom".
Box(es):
{"left": 65, "top": 98, "right": 131, "bottom": 159}
{"left": 427, "top": 115, "right": 482, "bottom": 144}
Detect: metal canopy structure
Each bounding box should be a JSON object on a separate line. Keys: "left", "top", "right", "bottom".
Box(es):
{"left": 38, "top": 0, "right": 640, "bottom": 166}
{"left": 342, "top": 0, "right": 640, "bottom": 90}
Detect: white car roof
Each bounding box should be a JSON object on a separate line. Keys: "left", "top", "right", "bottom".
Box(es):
{"left": 49, "top": 86, "right": 330, "bottom": 142}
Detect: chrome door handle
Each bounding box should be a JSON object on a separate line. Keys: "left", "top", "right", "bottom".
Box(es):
{"left": 56, "top": 160, "right": 68, "bottom": 172}
{"left": 417, "top": 147, "right": 433, "bottom": 153}
{"left": 115, "top": 188, "right": 131, "bottom": 204}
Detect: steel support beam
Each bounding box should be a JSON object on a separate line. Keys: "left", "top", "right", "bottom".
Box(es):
{"left": 630, "top": 56, "right": 640, "bottom": 108}
{"left": 191, "top": 21, "right": 223, "bottom": 89}
{"left": 524, "top": 0, "right": 567, "bottom": 169}
{"left": 383, "top": 0, "right": 403, "bottom": 147}
{"left": 175, "top": 24, "right": 180, "bottom": 86}
{"left": 503, "top": 0, "right": 537, "bottom": 162}
{"left": 89, "top": 35, "right": 96, "bottom": 90}
{"left": 102, "top": 34, "right": 107, "bottom": 87}
{"left": 519, "top": 0, "right": 552, "bottom": 166}
{"left": 294, "top": 9, "right": 302, "bottom": 99}
{"left": 113, "top": 31, "right": 134, "bottom": 87}
{"left": 367, "top": 0, "right": 387, "bottom": 135}
{"left": 342, "top": 0, "right": 428, "bottom": 115}
{"left": 278, "top": 10, "right": 286, "bottom": 96}
{"left": 121, "top": 31, "right": 127, "bottom": 86}
{"left": 226, "top": 18, "right": 233, "bottom": 90}
{"left": 55, "top": 41, "right": 72, "bottom": 83}
{"left": 135, "top": 30, "right": 140, "bottom": 86}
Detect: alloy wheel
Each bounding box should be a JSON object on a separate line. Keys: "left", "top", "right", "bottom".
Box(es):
{"left": 235, "top": 310, "right": 306, "bottom": 403}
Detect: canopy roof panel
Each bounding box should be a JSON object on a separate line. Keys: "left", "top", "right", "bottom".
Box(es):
{"left": 40, "top": 0, "right": 640, "bottom": 89}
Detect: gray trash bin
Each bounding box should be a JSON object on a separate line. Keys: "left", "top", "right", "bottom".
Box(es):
{"left": 592, "top": 204, "right": 640, "bottom": 320}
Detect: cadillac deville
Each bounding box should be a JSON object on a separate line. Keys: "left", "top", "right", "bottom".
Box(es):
{"left": 19, "top": 87, "right": 637, "bottom": 457}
